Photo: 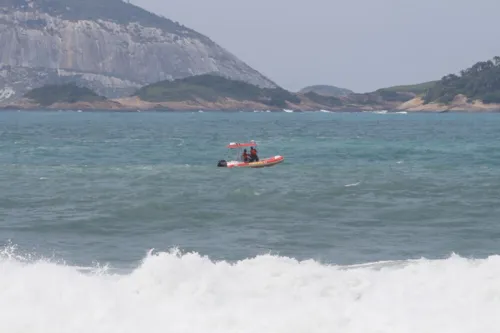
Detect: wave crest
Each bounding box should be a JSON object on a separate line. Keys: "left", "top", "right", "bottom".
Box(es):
{"left": 1, "top": 246, "right": 500, "bottom": 332}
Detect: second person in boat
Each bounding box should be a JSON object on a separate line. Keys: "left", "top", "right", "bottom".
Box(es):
{"left": 249, "top": 146, "right": 259, "bottom": 162}
{"left": 241, "top": 149, "right": 250, "bottom": 162}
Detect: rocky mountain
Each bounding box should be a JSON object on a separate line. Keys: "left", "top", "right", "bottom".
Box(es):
{"left": 0, "top": 0, "right": 276, "bottom": 102}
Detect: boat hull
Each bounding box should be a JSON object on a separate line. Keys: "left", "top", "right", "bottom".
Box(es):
{"left": 226, "top": 155, "right": 284, "bottom": 168}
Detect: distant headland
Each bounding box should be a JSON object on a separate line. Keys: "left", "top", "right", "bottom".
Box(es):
{"left": 3, "top": 57, "right": 500, "bottom": 112}
{"left": 396, "top": 57, "right": 500, "bottom": 112}
{"left": 0, "top": 74, "right": 406, "bottom": 112}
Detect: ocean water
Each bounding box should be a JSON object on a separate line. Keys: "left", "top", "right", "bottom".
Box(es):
{"left": 1, "top": 110, "right": 500, "bottom": 332}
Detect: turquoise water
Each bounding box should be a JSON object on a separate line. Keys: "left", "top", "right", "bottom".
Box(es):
{"left": 3, "top": 110, "right": 500, "bottom": 333}
{"left": 1, "top": 110, "right": 500, "bottom": 268}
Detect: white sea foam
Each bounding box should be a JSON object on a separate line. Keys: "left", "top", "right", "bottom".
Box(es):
{"left": 168, "top": 137, "right": 185, "bottom": 146}
{"left": 1, "top": 246, "right": 500, "bottom": 333}
{"left": 365, "top": 110, "right": 407, "bottom": 115}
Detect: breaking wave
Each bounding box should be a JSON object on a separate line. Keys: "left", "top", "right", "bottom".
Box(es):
{"left": 1, "top": 245, "right": 499, "bottom": 333}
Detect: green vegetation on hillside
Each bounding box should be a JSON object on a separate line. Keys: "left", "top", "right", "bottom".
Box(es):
{"left": 376, "top": 81, "right": 437, "bottom": 95}
{"left": 336, "top": 90, "right": 414, "bottom": 106}
{"left": 299, "top": 85, "right": 353, "bottom": 97}
{"left": 374, "top": 90, "right": 416, "bottom": 103}
{"left": 424, "top": 56, "right": 500, "bottom": 104}
{"left": 24, "top": 83, "right": 106, "bottom": 106}
{"left": 303, "top": 92, "right": 343, "bottom": 107}
{"left": 134, "top": 74, "right": 300, "bottom": 108}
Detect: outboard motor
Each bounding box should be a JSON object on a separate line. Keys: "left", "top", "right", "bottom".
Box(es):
{"left": 217, "top": 160, "right": 227, "bottom": 167}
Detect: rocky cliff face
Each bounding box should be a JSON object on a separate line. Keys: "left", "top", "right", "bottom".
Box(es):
{"left": 0, "top": 0, "right": 276, "bottom": 101}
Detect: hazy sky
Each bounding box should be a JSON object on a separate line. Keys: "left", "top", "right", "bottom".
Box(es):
{"left": 131, "top": 0, "right": 500, "bottom": 92}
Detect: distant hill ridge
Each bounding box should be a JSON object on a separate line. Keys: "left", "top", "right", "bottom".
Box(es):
{"left": 24, "top": 83, "right": 106, "bottom": 106}
{"left": 299, "top": 85, "right": 353, "bottom": 98}
{"left": 376, "top": 81, "right": 437, "bottom": 95}
{"left": 134, "top": 74, "right": 300, "bottom": 108}
{"left": 11, "top": 74, "right": 408, "bottom": 111}
{"left": 15, "top": 55, "right": 500, "bottom": 112}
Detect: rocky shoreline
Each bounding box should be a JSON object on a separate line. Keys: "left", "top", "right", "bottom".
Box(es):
{"left": 396, "top": 95, "right": 500, "bottom": 113}
{"left": 0, "top": 95, "right": 398, "bottom": 112}
{"left": 2, "top": 96, "right": 499, "bottom": 113}
{"left": 2, "top": 83, "right": 500, "bottom": 113}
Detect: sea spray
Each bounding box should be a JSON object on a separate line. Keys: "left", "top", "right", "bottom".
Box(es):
{"left": 1, "top": 247, "right": 500, "bottom": 333}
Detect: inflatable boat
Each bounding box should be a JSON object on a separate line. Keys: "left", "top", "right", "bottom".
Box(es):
{"left": 217, "top": 141, "right": 284, "bottom": 168}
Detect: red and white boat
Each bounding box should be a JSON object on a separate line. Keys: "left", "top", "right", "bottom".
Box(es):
{"left": 217, "top": 140, "right": 284, "bottom": 168}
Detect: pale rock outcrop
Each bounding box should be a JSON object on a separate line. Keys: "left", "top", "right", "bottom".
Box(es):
{"left": 0, "top": 0, "right": 276, "bottom": 101}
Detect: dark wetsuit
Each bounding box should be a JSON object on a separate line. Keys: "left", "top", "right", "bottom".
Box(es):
{"left": 249, "top": 148, "right": 259, "bottom": 162}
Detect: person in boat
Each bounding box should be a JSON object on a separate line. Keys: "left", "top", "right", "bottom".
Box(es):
{"left": 249, "top": 146, "right": 259, "bottom": 162}
{"left": 241, "top": 149, "right": 250, "bottom": 162}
